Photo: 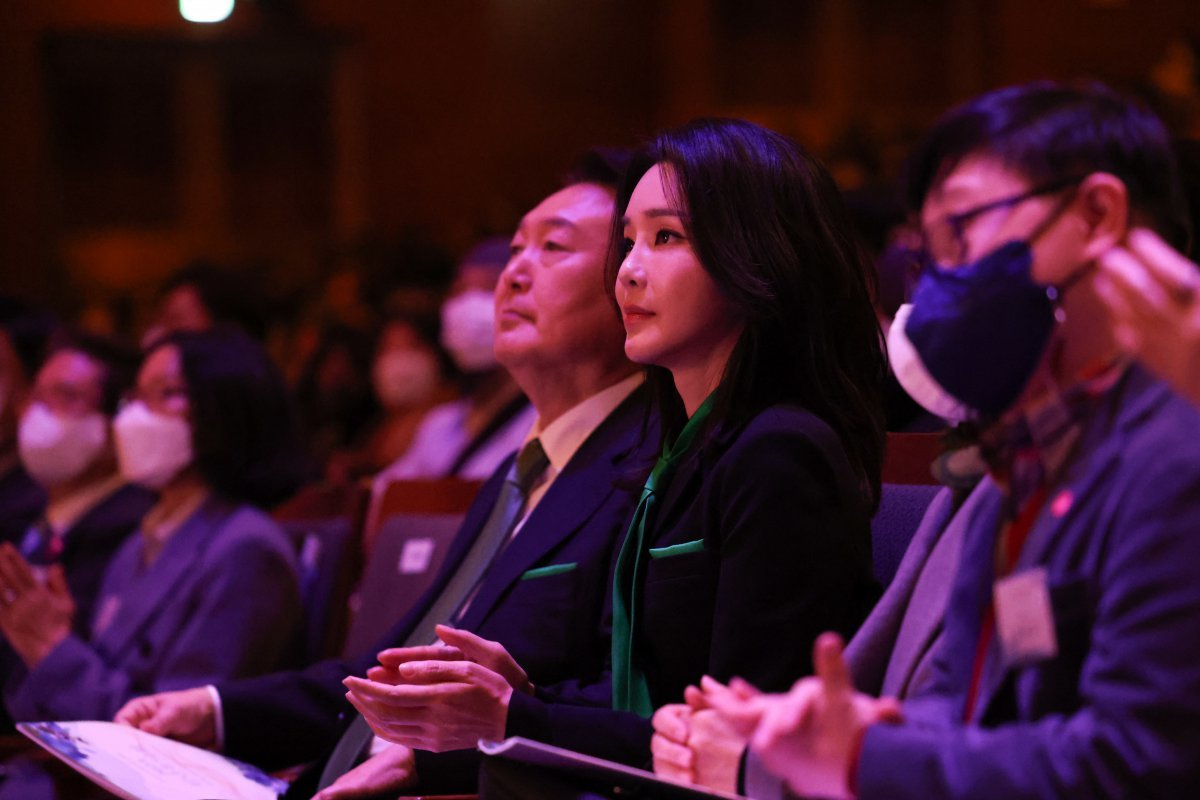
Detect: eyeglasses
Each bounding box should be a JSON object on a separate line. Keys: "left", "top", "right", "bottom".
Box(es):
{"left": 921, "top": 177, "right": 1081, "bottom": 268}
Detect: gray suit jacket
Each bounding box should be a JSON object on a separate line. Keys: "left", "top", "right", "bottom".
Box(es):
{"left": 847, "top": 481, "right": 987, "bottom": 698}
{"left": 744, "top": 481, "right": 976, "bottom": 799}
{"left": 858, "top": 367, "right": 1200, "bottom": 799}
{"left": 3, "top": 497, "right": 300, "bottom": 722}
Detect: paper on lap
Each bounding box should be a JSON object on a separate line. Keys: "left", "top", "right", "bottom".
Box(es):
{"left": 18, "top": 720, "right": 287, "bottom": 800}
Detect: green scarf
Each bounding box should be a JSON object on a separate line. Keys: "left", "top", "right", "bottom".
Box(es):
{"left": 611, "top": 393, "right": 716, "bottom": 716}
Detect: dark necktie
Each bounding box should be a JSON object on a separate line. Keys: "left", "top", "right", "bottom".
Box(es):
{"left": 315, "top": 439, "right": 549, "bottom": 790}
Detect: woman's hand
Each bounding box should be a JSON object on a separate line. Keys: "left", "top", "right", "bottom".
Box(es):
{"left": 0, "top": 544, "right": 75, "bottom": 668}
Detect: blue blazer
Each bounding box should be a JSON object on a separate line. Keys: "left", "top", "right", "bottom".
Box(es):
{"left": 858, "top": 366, "right": 1200, "bottom": 799}
{"left": 54, "top": 483, "right": 157, "bottom": 637}
{"left": 3, "top": 496, "right": 300, "bottom": 723}
{"left": 218, "top": 387, "right": 654, "bottom": 777}
{"left": 506, "top": 404, "right": 878, "bottom": 769}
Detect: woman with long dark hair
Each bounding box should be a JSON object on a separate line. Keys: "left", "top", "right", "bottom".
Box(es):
{"left": 600, "top": 116, "right": 885, "bottom": 738}
{"left": 342, "top": 118, "right": 885, "bottom": 783}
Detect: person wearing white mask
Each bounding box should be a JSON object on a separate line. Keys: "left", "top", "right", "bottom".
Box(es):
{"left": 0, "top": 332, "right": 155, "bottom": 717}
{"left": 363, "top": 239, "right": 536, "bottom": 539}
{"left": 0, "top": 327, "right": 302, "bottom": 736}
{"left": 324, "top": 313, "right": 454, "bottom": 486}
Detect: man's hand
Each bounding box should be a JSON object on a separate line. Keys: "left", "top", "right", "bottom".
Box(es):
{"left": 113, "top": 687, "right": 218, "bottom": 750}
{"left": 1097, "top": 227, "right": 1200, "bottom": 407}
{"left": 312, "top": 743, "right": 418, "bottom": 800}
{"left": 749, "top": 634, "right": 902, "bottom": 800}
{"left": 0, "top": 545, "right": 74, "bottom": 668}
{"left": 344, "top": 659, "right": 514, "bottom": 752}
{"left": 371, "top": 626, "right": 534, "bottom": 696}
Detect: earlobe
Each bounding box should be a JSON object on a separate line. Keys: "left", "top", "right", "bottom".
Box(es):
{"left": 1079, "top": 173, "right": 1129, "bottom": 261}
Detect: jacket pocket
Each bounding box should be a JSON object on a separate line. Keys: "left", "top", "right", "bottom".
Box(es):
{"left": 649, "top": 538, "right": 705, "bottom": 559}
{"left": 520, "top": 562, "right": 578, "bottom": 581}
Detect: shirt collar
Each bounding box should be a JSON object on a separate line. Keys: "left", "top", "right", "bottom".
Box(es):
{"left": 45, "top": 473, "right": 128, "bottom": 538}
{"left": 529, "top": 373, "right": 643, "bottom": 473}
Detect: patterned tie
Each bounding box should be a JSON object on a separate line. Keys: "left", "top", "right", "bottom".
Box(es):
{"left": 19, "top": 518, "right": 59, "bottom": 565}
{"left": 316, "top": 439, "right": 549, "bottom": 790}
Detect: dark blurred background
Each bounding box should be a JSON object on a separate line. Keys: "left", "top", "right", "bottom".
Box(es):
{"left": 2, "top": 0, "right": 1199, "bottom": 334}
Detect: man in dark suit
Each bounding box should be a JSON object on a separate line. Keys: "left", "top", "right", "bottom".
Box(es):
{"left": 686, "top": 82, "right": 1200, "bottom": 800}
{"left": 116, "top": 155, "right": 654, "bottom": 797}
{"left": 0, "top": 332, "right": 155, "bottom": 729}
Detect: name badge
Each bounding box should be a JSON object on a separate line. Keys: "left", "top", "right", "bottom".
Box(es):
{"left": 993, "top": 567, "right": 1058, "bottom": 667}
{"left": 398, "top": 538, "right": 435, "bottom": 575}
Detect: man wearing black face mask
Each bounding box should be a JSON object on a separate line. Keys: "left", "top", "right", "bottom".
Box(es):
{"left": 665, "top": 82, "right": 1200, "bottom": 800}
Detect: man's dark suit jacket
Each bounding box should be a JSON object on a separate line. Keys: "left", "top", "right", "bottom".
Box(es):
{"left": 506, "top": 404, "right": 879, "bottom": 768}
{"left": 857, "top": 366, "right": 1200, "bottom": 799}
{"left": 217, "top": 387, "right": 653, "bottom": 784}
{"left": 0, "top": 482, "right": 154, "bottom": 730}
{"left": 0, "top": 463, "right": 45, "bottom": 544}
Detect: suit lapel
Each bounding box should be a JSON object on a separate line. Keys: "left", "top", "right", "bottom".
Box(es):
{"left": 644, "top": 448, "right": 703, "bottom": 547}
{"left": 884, "top": 482, "right": 999, "bottom": 698}
{"left": 94, "top": 498, "right": 231, "bottom": 657}
{"left": 971, "top": 370, "right": 1161, "bottom": 720}
{"left": 457, "top": 392, "right": 646, "bottom": 630}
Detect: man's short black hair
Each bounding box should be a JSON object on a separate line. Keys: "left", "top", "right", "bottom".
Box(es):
{"left": 905, "top": 80, "right": 1192, "bottom": 252}
{"left": 563, "top": 147, "right": 632, "bottom": 192}
{"left": 47, "top": 328, "right": 140, "bottom": 416}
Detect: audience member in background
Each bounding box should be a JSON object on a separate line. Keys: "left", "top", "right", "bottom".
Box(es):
{"left": 361, "top": 239, "right": 536, "bottom": 531}
{"left": 141, "top": 261, "right": 269, "bottom": 346}
{"left": 324, "top": 309, "right": 455, "bottom": 486}
{"left": 375, "top": 238, "right": 535, "bottom": 481}
{"left": 344, "top": 119, "right": 884, "bottom": 794}
{"left": 115, "top": 150, "right": 654, "bottom": 799}
{"left": 0, "top": 297, "right": 56, "bottom": 544}
{"left": 0, "top": 327, "right": 303, "bottom": 731}
{"left": 0, "top": 331, "right": 156, "bottom": 728}
{"left": 673, "top": 81, "right": 1200, "bottom": 800}
{"left": 294, "top": 323, "right": 379, "bottom": 472}
{"left": 1098, "top": 227, "right": 1200, "bottom": 409}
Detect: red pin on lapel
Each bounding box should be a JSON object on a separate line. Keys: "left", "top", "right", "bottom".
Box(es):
{"left": 1051, "top": 489, "right": 1074, "bottom": 518}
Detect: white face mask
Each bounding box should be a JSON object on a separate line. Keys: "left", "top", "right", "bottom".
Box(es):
{"left": 372, "top": 349, "right": 440, "bottom": 410}
{"left": 18, "top": 402, "right": 109, "bottom": 488}
{"left": 440, "top": 289, "right": 498, "bottom": 373}
{"left": 113, "top": 400, "right": 194, "bottom": 490}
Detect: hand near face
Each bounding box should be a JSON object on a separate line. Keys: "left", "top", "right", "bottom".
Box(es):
{"left": 344, "top": 659, "right": 513, "bottom": 753}
{"left": 113, "top": 687, "right": 217, "bottom": 749}
{"left": 747, "top": 634, "right": 902, "bottom": 800}
{"left": 1096, "top": 227, "right": 1200, "bottom": 407}
{"left": 0, "top": 544, "right": 74, "bottom": 668}
{"left": 312, "top": 743, "right": 417, "bottom": 800}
